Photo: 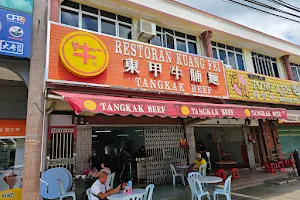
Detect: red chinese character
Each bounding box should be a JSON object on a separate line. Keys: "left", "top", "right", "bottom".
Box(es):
{"left": 72, "top": 41, "right": 96, "bottom": 65}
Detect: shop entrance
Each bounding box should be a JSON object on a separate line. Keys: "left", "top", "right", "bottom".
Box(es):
{"left": 194, "top": 126, "right": 254, "bottom": 169}
{"left": 91, "top": 125, "right": 186, "bottom": 186}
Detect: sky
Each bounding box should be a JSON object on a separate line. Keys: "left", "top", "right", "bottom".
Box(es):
{"left": 178, "top": 0, "right": 300, "bottom": 46}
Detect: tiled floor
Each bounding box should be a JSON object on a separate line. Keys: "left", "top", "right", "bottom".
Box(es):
{"left": 153, "top": 169, "right": 293, "bottom": 200}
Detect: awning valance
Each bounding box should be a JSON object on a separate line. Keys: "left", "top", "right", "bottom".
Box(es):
{"left": 279, "top": 110, "right": 300, "bottom": 123}
{"left": 52, "top": 91, "right": 288, "bottom": 120}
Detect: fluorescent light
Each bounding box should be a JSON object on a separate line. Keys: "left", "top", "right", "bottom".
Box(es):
{"left": 95, "top": 130, "right": 111, "bottom": 133}
{"left": 117, "top": 134, "right": 128, "bottom": 137}
{"left": 134, "top": 130, "right": 143, "bottom": 132}
{"left": 92, "top": 135, "right": 98, "bottom": 138}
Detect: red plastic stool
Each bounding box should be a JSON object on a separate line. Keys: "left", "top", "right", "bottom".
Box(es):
{"left": 268, "top": 163, "right": 276, "bottom": 173}
{"left": 277, "top": 162, "right": 285, "bottom": 172}
{"left": 231, "top": 168, "right": 240, "bottom": 180}
{"left": 283, "top": 159, "right": 289, "bottom": 168}
{"left": 264, "top": 162, "right": 270, "bottom": 172}
{"left": 215, "top": 169, "right": 227, "bottom": 181}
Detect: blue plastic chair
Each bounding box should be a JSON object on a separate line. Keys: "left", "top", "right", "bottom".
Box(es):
{"left": 58, "top": 180, "right": 76, "bottom": 200}
{"left": 213, "top": 175, "right": 232, "bottom": 200}
{"left": 143, "top": 184, "right": 155, "bottom": 200}
{"left": 187, "top": 177, "right": 211, "bottom": 200}
{"left": 86, "top": 188, "right": 91, "bottom": 200}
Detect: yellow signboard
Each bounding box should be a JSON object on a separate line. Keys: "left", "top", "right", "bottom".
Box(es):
{"left": 226, "top": 69, "right": 300, "bottom": 105}
{"left": 0, "top": 188, "right": 22, "bottom": 200}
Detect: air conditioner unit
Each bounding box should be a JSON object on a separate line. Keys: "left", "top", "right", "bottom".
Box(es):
{"left": 224, "top": 64, "right": 232, "bottom": 69}
{"left": 138, "top": 19, "right": 156, "bottom": 39}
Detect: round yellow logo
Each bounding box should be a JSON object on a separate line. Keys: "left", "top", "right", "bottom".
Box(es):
{"left": 60, "top": 31, "right": 109, "bottom": 77}
{"left": 181, "top": 106, "right": 190, "bottom": 116}
{"left": 244, "top": 109, "right": 251, "bottom": 117}
{"left": 84, "top": 100, "right": 97, "bottom": 111}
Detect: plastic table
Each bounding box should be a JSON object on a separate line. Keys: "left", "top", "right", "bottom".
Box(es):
{"left": 197, "top": 176, "right": 222, "bottom": 183}
{"left": 174, "top": 164, "right": 190, "bottom": 169}
{"left": 107, "top": 189, "right": 146, "bottom": 200}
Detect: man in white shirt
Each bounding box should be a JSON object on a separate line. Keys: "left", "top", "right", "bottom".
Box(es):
{"left": 91, "top": 169, "right": 120, "bottom": 200}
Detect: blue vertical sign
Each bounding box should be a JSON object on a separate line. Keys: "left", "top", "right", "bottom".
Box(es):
{"left": 0, "top": 8, "right": 32, "bottom": 58}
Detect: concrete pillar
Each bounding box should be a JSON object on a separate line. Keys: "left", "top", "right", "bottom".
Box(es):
{"left": 185, "top": 124, "right": 196, "bottom": 164}
{"left": 50, "top": 0, "right": 60, "bottom": 22}
{"left": 21, "top": 0, "right": 48, "bottom": 199}
{"left": 76, "top": 126, "right": 92, "bottom": 174}
{"left": 201, "top": 30, "right": 213, "bottom": 58}
{"left": 242, "top": 126, "right": 256, "bottom": 170}
{"left": 281, "top": 55, "right": 293, "bottom": 80}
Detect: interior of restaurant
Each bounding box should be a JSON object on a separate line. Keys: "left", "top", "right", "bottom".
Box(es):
{"left": 92, "top": 127, "right": 146, "bottom": 186}
{"left": 194, "top": 126, "right": 250, "bottom": 169}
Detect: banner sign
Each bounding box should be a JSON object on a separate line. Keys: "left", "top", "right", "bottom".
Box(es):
{"left": 0, "top": 8, "right": 32, "bottom": 58}
{"left": 0, "top": 120, "right": 26, "bottom": 137}
{"left": 47, "top": 23, "right": 228, "bottom": 99}
{"left": 54, "top": 91, "right": 288, "bottom": 120}
{"left": 226, "top": 68, "right": 300, "bottom": 106}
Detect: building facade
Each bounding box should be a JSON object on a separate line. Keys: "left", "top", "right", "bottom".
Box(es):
{"left": 0, "top": 1, "right": 34, "bottom": 199}
{"left": 17, "top": 0, "right": 300, "bottom": 199}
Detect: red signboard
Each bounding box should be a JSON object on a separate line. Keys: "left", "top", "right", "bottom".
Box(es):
{"left": 53, "top": 91, "right": 288, "bottom": 120}
{"left": 47, "top": 23, "right": 228, "bottom": 99}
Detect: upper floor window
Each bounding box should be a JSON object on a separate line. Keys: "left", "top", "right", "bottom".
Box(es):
{"left": 60, "top": 1, "right": 132, "bottom": 39}
{"left": 291, "top": 63, "right": 300, "bottom": 81}
{"left": 211, "top": 41, "right": 245, "bottom": 71}
{"left": 252, "top": 53, "right": 279, "bottom": 78}
{"left": 150, "top": 26, "right": 198, "bottom": 55}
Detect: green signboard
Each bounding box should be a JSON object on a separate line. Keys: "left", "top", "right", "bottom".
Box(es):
{"left": 0, "top": 0, "right": 33, "bottom": 13}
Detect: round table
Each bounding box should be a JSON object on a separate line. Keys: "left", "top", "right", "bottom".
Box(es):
{"left": 174, "top": 164, "right": 190, "bottom": 169}
{"left": 215, "top": 161, "right": 237, "bottom": 165}
{"left": 107, "top": 189, "right": 146, "bottom": 200}
{"left": 197, "top": 176, "right": 222, "bottom": 183}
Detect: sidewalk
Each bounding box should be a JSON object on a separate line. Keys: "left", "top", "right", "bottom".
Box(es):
{"left": 223, "top": 179, "right": 300, "bottom": 200}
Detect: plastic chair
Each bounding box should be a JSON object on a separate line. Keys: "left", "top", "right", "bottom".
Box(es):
{"left": 58, "top": 180, "right": 76, "bottom": 200}
{"left": 215, "top": 169, "right": 227, "bottom": 181}
{"left": 86, "top": 188, "right": 91, "bottom": 200}
{"left": 277, "top": 162, "right": 285, "bottom": 172}
{"left": 188, "top": 172, "right": 202, "bottom": 178}
{"left": 231, "top": 168, "right": 240, "bottom": 180}
{"left": 187, "top": 177, "right": 211, "bottom": 200}
{"left": 213, "top": 175, "right": 232, "bottom": 200}
{"left": 109, "top": 172, "right": 116, "bottom": 187}
{"left": 170, "top": 164, "right": 185, "bottom": 186}
{"left": 199, "top": 163, "right": 207, "bottom": 176}
{"left": 143, "top": 184, "right": 155, "bottom": 200}
{"left": 206, "top": 152, "right": 212, "bottom": 172}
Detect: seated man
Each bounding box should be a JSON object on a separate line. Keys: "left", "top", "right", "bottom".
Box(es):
{"left": 91, "top": 169, "right": 120, "bottom": 200}
{"left": 188, "top": 153, "right": 207, "bottom": 172}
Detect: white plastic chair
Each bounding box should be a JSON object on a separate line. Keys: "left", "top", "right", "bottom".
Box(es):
{"left": 199, "top": 163, "right": 207, "bottom": 176}
{"left": 86, "top": 188, "right": 91, "bottom": 200}
{"left": 206, "top": 152, "right": 212, "bottom": 172}
{"left": 143, "top": 184, "right": 155, "bottom": 200}
{"left": 170, "top": 164, "right": 185, "bottom": 186}
{"left": 213, "top": 175, "right": 232, "bottom": 200}
{"left": 188, "top": 172, "right": 202, "bottom": 178}
{"left": 187, "top": 177, "right": 211, "bottom": 200}
{"left": 58, "top": 180, "right": 76, "bottom": 200}
{"left": 108, "top": 172, "right": 116, "bottom": 187}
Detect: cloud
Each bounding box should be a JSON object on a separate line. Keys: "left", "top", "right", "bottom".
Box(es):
{"left": 178, "top": 0, "right": 300, "bottom": 45}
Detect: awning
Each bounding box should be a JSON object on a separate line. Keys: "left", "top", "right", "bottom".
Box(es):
{"left": 279, "top": 110, "right": 300, "bottom": 123}
{"left": 52, "top": 91, "right": 288, "bottom": 120}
